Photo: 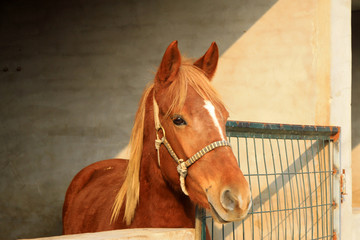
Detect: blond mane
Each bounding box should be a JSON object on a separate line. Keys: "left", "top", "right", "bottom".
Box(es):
{"left": 111, "top": 60, "right": 225, "bottom": 225}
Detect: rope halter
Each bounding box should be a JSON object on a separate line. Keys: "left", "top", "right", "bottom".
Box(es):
{"left": 153, "top": 96, "right": 231, "bottom": 195}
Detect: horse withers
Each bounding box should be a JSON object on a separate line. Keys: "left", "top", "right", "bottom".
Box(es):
{"left": 62, "top": 41, "right": 251, "bottom": 235}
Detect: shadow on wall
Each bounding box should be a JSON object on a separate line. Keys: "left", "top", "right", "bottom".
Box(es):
{"left": 0, "top": 0, "right": 277, "bottom": 239}
{"left": 352, "top": 10, "right": 360, "bottom": 209}
{"left": 352, "top": 11, "right": 360, "bottom": 150}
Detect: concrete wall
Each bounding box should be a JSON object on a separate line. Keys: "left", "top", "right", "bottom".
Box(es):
{"left": 0, "top": 1, "right": 276, "bottom": 239}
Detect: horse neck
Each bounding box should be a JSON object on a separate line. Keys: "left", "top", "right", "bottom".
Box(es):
{"left": 137, "top": 91, "right": 195, "bottom": 226}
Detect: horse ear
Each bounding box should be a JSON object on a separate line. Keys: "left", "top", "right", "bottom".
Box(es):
{"left": 194, "top": 42, "right": 219, "bottom": 80}
{"left": 155, "top": 41, "right": 181, "bottom": 88}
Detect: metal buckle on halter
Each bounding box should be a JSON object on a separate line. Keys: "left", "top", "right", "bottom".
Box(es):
{"left": 155, "top": 126, "right": 166, "bottom": 167}
{"left": 155, "top": 126, "right": 165, "bottom": 150}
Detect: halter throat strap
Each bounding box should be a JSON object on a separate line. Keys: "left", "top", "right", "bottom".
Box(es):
{"left": 153, "top": 96, "right": 230, "bottom": 195}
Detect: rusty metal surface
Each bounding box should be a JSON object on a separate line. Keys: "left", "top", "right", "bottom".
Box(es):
{"left": 226, "top": 120, "right": 340, "bottom": 140}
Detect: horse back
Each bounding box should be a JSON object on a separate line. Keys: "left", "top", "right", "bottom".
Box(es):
{"left": 63, "top": 159, "right": 128, "bottom": 234}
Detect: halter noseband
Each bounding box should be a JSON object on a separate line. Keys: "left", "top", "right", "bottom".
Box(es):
{"left": 153, "top": 97, "right": 230, "bottom": 195}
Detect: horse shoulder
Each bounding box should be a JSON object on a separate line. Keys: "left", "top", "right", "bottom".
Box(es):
{"left": 63, "top": 159, "right": 128, "bottom": 234}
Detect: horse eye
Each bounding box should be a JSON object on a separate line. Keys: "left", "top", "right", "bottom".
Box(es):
{"left": 172, "top": 117, "right": 187, "bottom": 126}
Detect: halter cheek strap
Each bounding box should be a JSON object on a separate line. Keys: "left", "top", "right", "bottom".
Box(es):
{"left": 153, "top": 97, "right": 230, "bottom": 195}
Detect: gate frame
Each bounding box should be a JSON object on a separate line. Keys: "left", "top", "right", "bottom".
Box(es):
{"left": 199, "top": 120, "right": 343, "bottom": 240}
{"left": 330, "top": 0, "right": 352, "bottom": 239}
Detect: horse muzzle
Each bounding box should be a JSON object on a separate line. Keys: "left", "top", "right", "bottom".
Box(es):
{"left": 207, "top": 185, "right": 252, "bottom": 223}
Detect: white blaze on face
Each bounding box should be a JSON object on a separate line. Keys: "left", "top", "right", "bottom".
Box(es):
{"left": 203, "top": 100, "right": 226, "bottom": 141}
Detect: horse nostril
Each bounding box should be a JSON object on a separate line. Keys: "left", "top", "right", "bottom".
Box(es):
{"left": 220, "top": 189, "right": 238, "bottom": 211}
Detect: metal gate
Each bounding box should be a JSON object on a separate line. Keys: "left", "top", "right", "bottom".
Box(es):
{"left": 202, "top": 121, "right": 340, "bottom": 240}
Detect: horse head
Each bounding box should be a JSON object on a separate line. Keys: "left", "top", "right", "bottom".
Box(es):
{"left": 153, "top": 41, "right": 252, "bottom": 223}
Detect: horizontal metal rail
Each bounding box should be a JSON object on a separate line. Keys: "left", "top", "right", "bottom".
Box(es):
{"left": 226, "top": 121, "right": 340, "bottom": 141}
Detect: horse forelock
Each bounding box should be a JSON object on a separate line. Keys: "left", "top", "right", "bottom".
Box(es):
{"left": 164, "top": 61, "right": 225, "bottom": 117}
{"left": 111, "top": 58, "right": 225, "bottom": 225}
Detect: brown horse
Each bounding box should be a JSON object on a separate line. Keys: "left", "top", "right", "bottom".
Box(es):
{"left": 62, "top": 41, "right": 251, "bottom": 235}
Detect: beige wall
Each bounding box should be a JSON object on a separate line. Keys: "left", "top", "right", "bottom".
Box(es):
{"left": 213, "top": 0, "right": 330, "bottom": 126}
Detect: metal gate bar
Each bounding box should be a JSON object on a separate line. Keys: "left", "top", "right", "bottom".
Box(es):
{"left": 202, "top": 121, "right": 340, "bottom": 240}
